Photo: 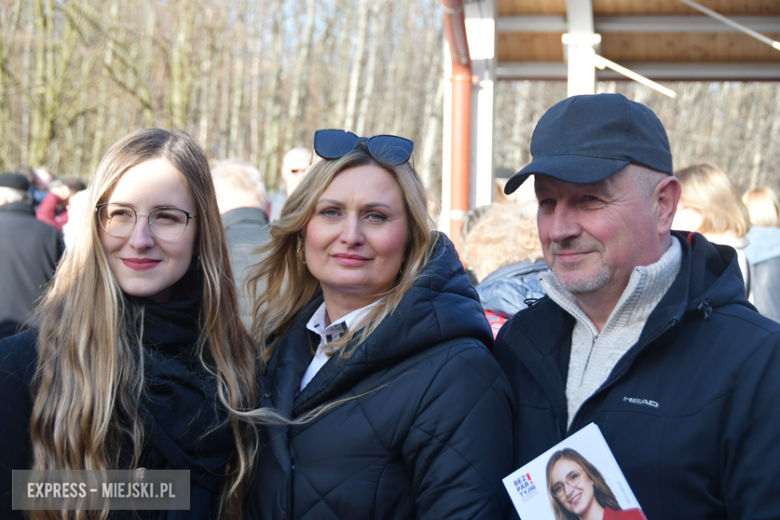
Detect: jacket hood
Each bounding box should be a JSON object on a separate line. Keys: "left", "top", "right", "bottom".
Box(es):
{"left": 680, "top": 232, "right": 752, "bottom": 312}
{"left": 641, "top": 232, "right": 754, "bottom": 333}
{"left": 292, "top": 232, "right": 493, "bottom": 414}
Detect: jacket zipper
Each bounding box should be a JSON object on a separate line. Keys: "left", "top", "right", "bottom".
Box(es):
{"left": 568, "top": 317, "right": 680, "bottom": 433}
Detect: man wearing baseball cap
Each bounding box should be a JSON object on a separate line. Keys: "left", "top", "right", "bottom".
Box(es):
{"left": 495, "top": 93, "right": 780, "bottom": 518}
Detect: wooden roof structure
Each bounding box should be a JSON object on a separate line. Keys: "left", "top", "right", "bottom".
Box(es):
{"left": 496, "top": 0, "right": 780, "bottom": 81}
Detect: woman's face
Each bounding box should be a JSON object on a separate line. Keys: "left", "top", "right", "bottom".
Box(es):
{"left": 304, "top": 164, "right": 408, "bottom": 313}
{"left": 98, "top": 158, "right": 198, "bottom": 302}
{"left": 550, "top": 458, "right": 597, "bottom": 517}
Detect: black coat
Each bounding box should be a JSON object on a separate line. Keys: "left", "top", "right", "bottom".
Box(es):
{"left": 0, "top": 297, "right": 237, "bottom": 520}
{"left": 0, "top": 201, "right": 63, "bottom": 338}
{"left": 246, "top": 235, "right": 515, "bottom": 520}
{"left": 222, "top": 207, "right": 271, "bottom": 327}
{"left": 495, "top": 232, "right": 780, "bottom": 519}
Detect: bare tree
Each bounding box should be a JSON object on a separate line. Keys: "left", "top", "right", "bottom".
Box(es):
{"left": 259, "top": 0, "right": 284, "bottom": 186}
{"left": 343, "top": 0, "right": 369, "bottom": 132}
{"left": 283, "top": 0, "right": 315, "bottom": 150}
{"left": 0, "top": 0, "right": 23, "bottom": 169}
{"left": 229, "top": 5, "right": 247, "bottom": 158}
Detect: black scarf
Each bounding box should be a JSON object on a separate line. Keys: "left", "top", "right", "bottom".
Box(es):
{"left": 123, "top": 283, "right": 235, "bottom": 520}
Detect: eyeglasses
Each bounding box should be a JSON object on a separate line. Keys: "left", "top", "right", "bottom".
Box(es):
{"left": 313, "top": 129, "right": 414, "bottom": 165}
{"left": 96, "top": 202, "right": 195, "bottom": 241}
{"left": 551, "top": 471, "right": 580, "bottom": 498}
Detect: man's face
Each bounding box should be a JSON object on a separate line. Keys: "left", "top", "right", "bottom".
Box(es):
{"left": 535, "top": 169, "right": 662, "bottom": 303}
{"left": 282, "top": 153, "right": 312, "bottom": 195}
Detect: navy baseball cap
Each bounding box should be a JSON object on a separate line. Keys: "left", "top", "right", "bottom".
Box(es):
{"left": 505, "top": 93, "right": 673, "bottom": 194}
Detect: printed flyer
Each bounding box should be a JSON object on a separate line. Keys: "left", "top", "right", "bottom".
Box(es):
{"left": 503, "top": 423, "right": 647, "bottom": 520}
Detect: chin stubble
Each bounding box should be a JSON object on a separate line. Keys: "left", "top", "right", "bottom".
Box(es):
{"left": 551, "top": 253, "right": 611, "bottom": 294}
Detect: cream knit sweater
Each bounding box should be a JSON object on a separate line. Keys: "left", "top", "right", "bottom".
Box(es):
{"left": 540, "top": 237, "right": 682, "bottom": 428}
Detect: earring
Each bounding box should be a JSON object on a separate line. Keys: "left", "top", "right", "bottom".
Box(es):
{"left": 296, "top": 244, "right": 306, "bottom": 264}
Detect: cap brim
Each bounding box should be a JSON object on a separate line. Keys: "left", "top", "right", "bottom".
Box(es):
{"left": 504, "top": 155, "right": 631, "bottom": 194}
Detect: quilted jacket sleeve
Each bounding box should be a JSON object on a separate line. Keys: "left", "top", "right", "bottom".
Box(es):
{"left": 401, "top": 341, "right": 515, "bottom": 520}
{"left": 722, "top": 332, "right": 780, "bottom": 520}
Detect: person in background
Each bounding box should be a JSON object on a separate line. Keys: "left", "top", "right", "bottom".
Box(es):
{"left": 31, "top": 166, "right": 55, "bottom": 207}
{"left": 61, "top": 188, "right": 90, "bottom": 253}
{"left": 0, "top": 173, "right": 63, "bottom": 340}
{"left": 267, "top": 147, "right": 312, "bottom": 221}
{"left": 15, "top": 166, "right": 35, "bottom": 187}
{"left": 463, "top": 202, "right": 547, "bottom": 337}
{"left": 495, "top": 93, "right": 780, "bottom": 519}
{"left": 494, "top": 167, "right": 537, "bottom": 206}
{"left": 244, "top": 129, "right": 513, "bottom": 520}
{"left": 212, "top": 159, "right": 272, "bottom": 327}
{"left": 742, "top": 186, "right": 780, "bottom": 322}
{"left": 15, "top": 166, "right": 43, "bottom": 208}
{"left": 743, "top": 186, "right": 780, "bottom": 228}
{"left": 673, "top": 162, "right": 752, "bottom": 297}
{"left": 0, "top": 129, "right": 258, "bottom": 520}
{"left": 35, "top": 178, "right": 87, "bottom": 231}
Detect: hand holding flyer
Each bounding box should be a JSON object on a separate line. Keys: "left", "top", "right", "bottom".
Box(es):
{"left": 503, "top": 423, "right": 647, "bottom": 520}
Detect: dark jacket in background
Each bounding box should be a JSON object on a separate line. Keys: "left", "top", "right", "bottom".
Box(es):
{"left": 476, "top": 258, "right": 548, "bottom": 318}
{"left": 246, "top": 235, "right": 514, "bottom": 520}
{"left": 0, "top": 201, "right": 63, "bottom": 339}
{"left": 494, "top": 232, "right": 780, "bottom": 519}
{"left": 221, "top": 207, "right": 270, "bottom": 327}
{"left": 0, "top": 297, "right": 237, "bottom": 520}
{"left": 745, "top": 225, "right": 780, "bottom": 323}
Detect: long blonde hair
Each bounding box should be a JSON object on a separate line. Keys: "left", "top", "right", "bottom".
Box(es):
{"left": 29, "top": 129, "right": 258, "bottom": 520}
{"left": 676, "top": 162, "right": 751, "bottom": 238}
{"left": 246, "top": 147, "right": 435, "bottom": 364}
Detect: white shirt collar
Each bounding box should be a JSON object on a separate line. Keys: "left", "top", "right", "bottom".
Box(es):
{"left": 298, "top": 299, "right": 381, "bottom": 393}
{"left": 305, "top": 300, "right": 380, "bottom": 354}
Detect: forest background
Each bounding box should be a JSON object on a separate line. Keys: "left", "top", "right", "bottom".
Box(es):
{"left": 1, "top": 0, "right": 779, "bottom": 200}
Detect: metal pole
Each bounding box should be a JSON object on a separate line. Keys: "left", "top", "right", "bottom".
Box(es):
{"left": 678, "top": 0, "right": 780, "bottom": 51}
{"left": 442, "top": 0, "right": 472, "bottom": 256}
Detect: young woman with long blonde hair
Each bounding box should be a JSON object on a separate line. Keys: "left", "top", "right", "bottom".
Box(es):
{"left": 0, "top": 128, "right": 257, "bottom": 520}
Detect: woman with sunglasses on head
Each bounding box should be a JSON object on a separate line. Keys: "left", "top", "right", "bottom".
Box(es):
{"left": 547, "top": 449, "right": 645, "bottom": 520}
{"left": 0, "top": 129, "right": 257, "bottom": 520}
{"left": 242, "top": 130, "right": 514, "bottom": 520}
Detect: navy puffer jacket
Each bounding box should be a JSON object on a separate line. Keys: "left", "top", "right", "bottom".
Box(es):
{"left": 246, "top": 233, "right": 514, "bottom": 520}
{"left": 495, "top": 232, "right": 780, "bottom": 519}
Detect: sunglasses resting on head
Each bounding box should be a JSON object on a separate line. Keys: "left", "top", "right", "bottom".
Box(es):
{"left": 313, "top": 129, "right": 414, "bottom": 166}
